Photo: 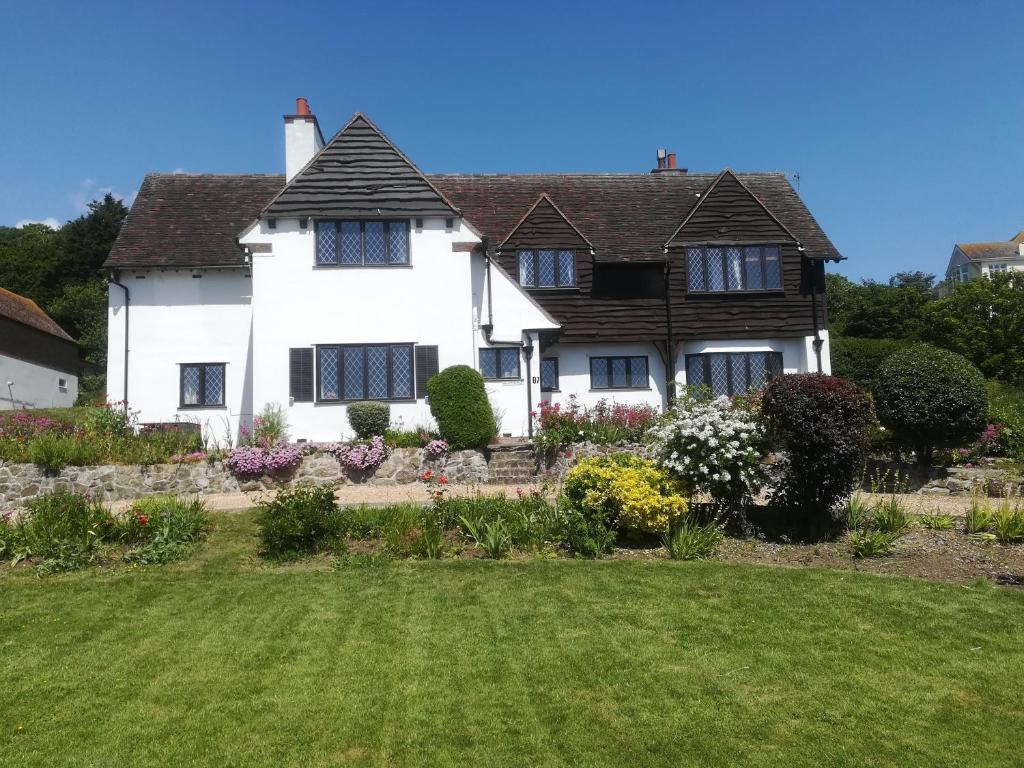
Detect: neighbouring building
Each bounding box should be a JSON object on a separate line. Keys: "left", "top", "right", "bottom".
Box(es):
{"left": 945, "top": 231, "right": 1024, "bottom": 284}
{"left": 104, "top": 99, "right": 842, "bottom": 443}
{"left": 0, "top": 287, "right": 78, "bottom": 409}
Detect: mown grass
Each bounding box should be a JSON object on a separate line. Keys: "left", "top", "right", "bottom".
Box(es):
{"left": 2, "top": 511, "right": 1024, "bottom": 767}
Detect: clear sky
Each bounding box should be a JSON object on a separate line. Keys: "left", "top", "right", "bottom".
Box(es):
{"left": 1, "top": 0, "right": 1021, "bottom": 281}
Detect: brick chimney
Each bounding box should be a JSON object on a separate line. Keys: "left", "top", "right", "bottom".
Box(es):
{"left": 651, "top": 148, "right": 687, "bottom": 175}
{"left": 284, "top": 98, "right": 324, "bottom": 182}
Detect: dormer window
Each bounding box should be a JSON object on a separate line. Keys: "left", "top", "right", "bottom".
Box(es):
{"left": 685, "top": 246, "right": 782, "bottom": 292}
{"left": 518, "top": 249, "right": 575, "bottom": 288}
{"left": 316, "top": 220, "right": 409, "bottom": 266}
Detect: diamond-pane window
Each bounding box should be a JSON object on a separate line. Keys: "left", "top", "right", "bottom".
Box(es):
{"left": 180, "top": 364, "right": 225, "bottom": 407}
{"left": 499, "top": 349, "right": 520, "bottom": 379}
{"left": 316, "top": 222, "right": 338, "bottom": 265}
{"left": 364, "top": 222, "right": 386, "bottom": 264}
{"left": 540, "top": 358, "right": 559, "bottom": 391}
{"left": 538, "top": 250, "right": 557, "bottom": 287}
{"left": 744, "top": 247, "right": 764, "bottom": 290}
{"left": 591, "top": 356, "right": 648, "bottom": 389}
{"left": 749, "top": 352, "right": 768, "bottom": 389}
{"left": 204, "top": 365, "right": 224, "bottom": 405}
{"left": 590, "top": 358, "right": 609, "bottom": 389}
{"left": 340, "top": 222, "right": 361, "bottom": 264}
{"left": 610, "top": 358, "right": 628, "bottom": 388}
{"left": 343, "top": 347, "right": 364, "bottom": 400}
{"left": 519, "top": 251, "right": 535, "bottom": 286}
{"left": 557, "top": 251, "right": 574, "bottom": 286}
{"left": 686, "top": 352, "right": 783, "bottom": 397}
{"left": 479, "top": 348, "right": 518, "bottom": 379}
{"left": 630, "top": 357, "right": 648, "bottom": 388}
{"left": 391, "top": 346, "right": 412, "bottom": 398}
{"left": 388, "top": 222, "right": 409, "bottom": 264}
{"left": 764, "top": 247, "right": 782, "bottom": 289}
{"left": 319, "top": 348, "right": 340, "bottom": 400}
{"left": 366, "top": 346, "right": 389, "bottom": 400}
{"left": 726, "top": 247, "right": 744, "bottom": 291}
{"left": 705, "top": 248, "right": 725, "bottom": 291}
{"left": 709, "top": 354, "right": 729, "bottom": 397}
{"left": 479, "top": 349, "right": 497, "bottom": 379}
{"left": 182, "top": 366, "right": 201, "bottom": 406}
{"left": 686, "top": 356, "right": 705, "bottom": 388}
{"left": 729, "top": 354, "right": 748, "bottom": 394}
{"left": 687, "top": 248, "right": 706, "bottom": 291}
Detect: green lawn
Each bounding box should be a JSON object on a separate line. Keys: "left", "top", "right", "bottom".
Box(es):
{"left": 2, "top": 512, "right": 1023, "bottom": 767}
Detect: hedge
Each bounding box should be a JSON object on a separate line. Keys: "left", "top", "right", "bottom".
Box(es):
{"left": 427, "top": 366, "right": 496, "bottom": 449}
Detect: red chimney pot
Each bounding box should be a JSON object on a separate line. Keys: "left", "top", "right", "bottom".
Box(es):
{"left": 667, "top": 153, "right": 677, "bottom": 169}
{"left": 295, "top": 97, "right": 311, "bottom": 116}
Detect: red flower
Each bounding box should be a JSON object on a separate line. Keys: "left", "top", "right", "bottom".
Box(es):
{"left": 438, "top": 475, "right": 448, "bottom": 485}
{"left": 137, "top": 514, "right": 149, "bottom": 525}
{"left": 419, "top": 470, "right": 434, "bottom": 482}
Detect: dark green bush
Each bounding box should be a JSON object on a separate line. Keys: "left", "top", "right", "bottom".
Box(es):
{"left": 256, "top": 485, "right": 343, "bottom": 560}
{"left": 873, "top": 344, "right": 988, "bottom": 464}
{"left": 119, "top": 495, "right": 209, "bottom": 564}
{"left": 18, "top": 491, "right": 116, "bottom": 572}
{"left": 427, "top": 365, "right": 496, "bottom": 449}
{"left": 830, "top": 336, "right": 911, "bottom": 390}
{"left": 987, "top": 380, "right": 1024, "bottom": 461}
{"left": 762, "top": 374, "right": 875, "bottom": 538}
{"left": 346, "top": 402, "right": 391, "bottom": 439}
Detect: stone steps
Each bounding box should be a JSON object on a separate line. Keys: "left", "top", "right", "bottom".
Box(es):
{"left": 486, "top": 445, "right": 539, "bottom": 484}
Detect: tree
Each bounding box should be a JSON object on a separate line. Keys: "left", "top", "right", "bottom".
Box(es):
{"left": 825, "top": 273, "right": 936, "bottom": 341}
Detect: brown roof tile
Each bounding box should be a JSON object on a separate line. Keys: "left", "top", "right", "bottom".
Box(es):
{"left": 0, "top": 287, "right": 74, "bottom": 342}
{"left": 956, "top": 241, "right": 1023, "bottom": 262}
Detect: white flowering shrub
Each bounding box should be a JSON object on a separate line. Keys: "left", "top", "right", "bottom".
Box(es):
{"left": 648, "top": 394, "right": 765, "bottom": 502}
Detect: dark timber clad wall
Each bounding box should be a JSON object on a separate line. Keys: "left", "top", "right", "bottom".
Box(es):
{"left": 264, "top": 115, "right": 458, "bottom": 219}
{"left": 502, "top": 197, "right": 590, "bottom": 249}
{"left": 0, "top": 317, "right": 79, "bottom": 375}
{"left": 667, "top": 173, "right": 793, "bottom": 245}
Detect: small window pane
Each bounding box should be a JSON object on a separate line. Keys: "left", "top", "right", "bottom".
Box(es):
{"left": 744, "top": 247, "right": 764, "bottom": 290}
{"left": 182, "top": 366, "right": 201, "bottom": 405}
{"left": 343, "top": 347, "right": 364, "bottom": 400}
{"left": 366, "top": 346, "right": 389, "bottom": 400}
{"left": 499, "top": 349, "right": 519, "bottom": 379}
{"left": 480, "top": 349, "right": 497, "bottom": 379}
{"left": 391, "top": 346, "right": 412, "bottom": 398}
{"left": 687, "top": 248, "right": 706, "bottom": 291}
{"left": 316, "top": 222, "right": 338, "bottom": 265}
{"left": 591, "top": 358, "right": 609, "bottom": 389}
{"left": 709, "top": 354, "right": 729, "bottom": 396}
{"left": 706, "top": 248, "right": 725, "bottom": 291}
{"left": 726, "top": 247, "right": 744, "bottom": 291}
{"left": 540, "top": 358, "right": 558, "bottom": 391}
{"left": 319, "top": 348, "right": 340, "bottom": 400}
{"left": 729, "top": 355, "right": 748, "bottom": 394}
{"left": 340, "top": 222, "right": 361, "bottom": 264}
{"left": 538, "top": 250, "right": 557, "bottom": 287}
{"left": 749, "top": 352, "right": 768, "bottom": 390}
{"left": 611, "top": 357, "right": 628, "bottom": 388}
{"left": 557, "top": 251, "right": 575, "bottom": 286}
{"left": 519, "top": 251, "right": 535, "bottom": 286}
{"left": 686, "top": 356, "right": 705, "bottom": 388}
{"left": 364, "top": 222, "right": 386, "bottom": 264}
{"left": 764, "top": 246, "right": 782, "bottom": 289}
{"left": 204, "top": 365, "right": 224, "bottom": 405}
{"left": 629, "top": 357, "right": 648, "bottom": 388}
{"left": 388, "top": 222, "right": 409, "bottom": 264}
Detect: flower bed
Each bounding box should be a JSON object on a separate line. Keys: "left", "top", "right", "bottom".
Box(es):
{"left": 534, "top": 396, "right": 659, "bottom": 452}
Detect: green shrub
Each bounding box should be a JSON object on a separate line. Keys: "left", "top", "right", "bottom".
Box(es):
{"left": 256, "top": 485, "right": 342, "bottom": 560}
{"left": 662, "top": 518, "right": 723, "bottom": 560}
{"left": 872, "top": 497, "right": 913, "bottom": 534}
{"left": 562, "top": 454, "right": 688, "bottom": 534}
{"left": 346, "top": 402, "right": 391, "bottom": 439}
{"left": 761, "top": 374, "right": 874, "bottom": 537}
{"left": 557, "top": 508, "right": 616, "bottom": 558}
{"left": 460, "top": 516, "right": 512, "bottom": 558}
{"left": 383, "top": 427, "right": 434, "bottom": 448}
{"left": 873, "top": 344, "right": 988, "bottom": 465}
{"left": 17, "top": 491, "right": 115, "bottom": 572}
{"left": 991, "top": 500, "right": 1024, "bottom": 543}
{"left": 29, "top": 434, "right": 103, "bottom": 472}
{"left": 987, "top": 380, "right": 1024, "bottom": 461}
{"left": 965, "top": 498, "right": 994, "bottom": 534}
{"left": 830, "top": 336, "right": 911, "bottom": 390}
{"left": 850, "top": 530, "right": 898, "bottom": 558}
{"left": 119, "top": 495, "right": 209, "bottom": 564}
{"left": 427, "top": 366, "right": 496, "bottom": 449}
{"left": 918, "top": 510, "right": 955, "bottom": 530}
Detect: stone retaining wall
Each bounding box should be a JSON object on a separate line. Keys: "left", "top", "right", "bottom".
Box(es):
{"left": 862, "top": 459, "right": 1022, "bottom": 497}
{"left": 0, "top": 447, "right": 489, "bottom": 508}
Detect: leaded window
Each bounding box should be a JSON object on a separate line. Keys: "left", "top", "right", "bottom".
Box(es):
{"left": 685, "top": 246, "right": 783, "bottom": 292}
{"left": 540, "top": 358, "right": 559, "bottom": 392}
{"left": 589, "top": 356, "right": 648, "bottom": 390}
{"left": 517, "top": 249, "right": 575, "bottom": 288}
{"left": 685, "top": 351, "right": 783, "bottom": 397}
{"left": 316, "top": 220, "right": 410, "bottom": 265}
{"left": 316, "top": 344, "right": 415, "bottom": 401}
{"left": 180, "top": 363, "right": 225, "bottom": 407}
{"left": 480, "top": 347, "right": 520, "bottom": 380}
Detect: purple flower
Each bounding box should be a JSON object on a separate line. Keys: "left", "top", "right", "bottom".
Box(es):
{"left": 424, "top": 439, "right": 449, "bottom": 458}
{"left": 328, "top": 436, "right": 388, "bottom": 472}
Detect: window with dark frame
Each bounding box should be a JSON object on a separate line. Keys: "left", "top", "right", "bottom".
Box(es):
{"left": 685, "top": 246, "right": 783, "bottom": 292}
{"left": 589, "top": 356, "right": 648, "bottom": 390}
{"left": 540, "top": 358, "right": 559, "bottom": 392}
{"left": 685, "top": 351, "right": 783, "bottom": 397}
{"left": 180, "top": 363, "right": 226, "bottom": 407}
{"left": 316, "top": 344, "right": 414, "bottom": 402}
{"left": 315, "top": 220, "right": 410, "bottom": 266}
{"left": 517, "top": 249, "right": 575, "bottom": 288}
{"left": 479, "top": 347, "right": 520, "bottom": 380}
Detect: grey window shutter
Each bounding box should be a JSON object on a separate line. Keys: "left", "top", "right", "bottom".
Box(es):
{"left": 415, "top": 345, "right": 439, "bottom": 399}
{"left": 289, "top": 348, "right": 314, "bottom": 402}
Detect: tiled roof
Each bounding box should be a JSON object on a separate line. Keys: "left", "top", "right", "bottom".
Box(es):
{"left": 104, "top": 174, "right": 284, "bottom": 268}
{"left": 956, "top": 241, "right": 1023, "bottom": 262}
{"left": 430, "top": 172, "right": 841, "bottom": 261}
{"left": 0, "top": 287, "right": 74, "bottom": 342}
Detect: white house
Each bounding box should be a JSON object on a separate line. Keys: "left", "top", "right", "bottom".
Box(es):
{"left": 104, "top": 99, "right": 841, "bottom": 444}
{"left": 945, "top": 232, "right": 1024, "bottom": 284}
{"left": 0, "top": 287, "right": 78, "bottom": 409}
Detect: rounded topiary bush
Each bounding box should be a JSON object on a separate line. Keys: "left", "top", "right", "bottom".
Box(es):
{"left": 872, "top": 344, "right": 987, "bottom": 465}
{"left": 761, "top": 374, "right": 874, "bottom": 537}
{"left": 426, "top": 365, "right": 496, "bottom": 450}
{"left": 346, "top": 401, "right": 391, "bottom": 439}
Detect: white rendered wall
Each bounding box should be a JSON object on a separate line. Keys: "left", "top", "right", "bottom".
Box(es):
{"left": 242, "top": 217, "right": 556, "bottom": 442}
{"left": 537, "top": 342, "right": 668, "bottom": 412}
{"left": 676, "top": 332, "right": 830, "bottom": 388}
{"left": 0, "top": 355, "right": 78, "bottom": 410}
{"left": 106, "top": 270, "right": 252, "bottom": 446}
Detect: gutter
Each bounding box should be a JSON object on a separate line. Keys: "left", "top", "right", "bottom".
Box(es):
{"left": 802, "top": 245, "right": 824, "bottom": 373}
{"left": 108, "top": 270, "right": 130, "bottom": 406}
{"left": 663, "top": 259, "right": 675, "bottom": 407}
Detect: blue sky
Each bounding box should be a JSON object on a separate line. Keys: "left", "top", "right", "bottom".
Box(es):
{"left": 1, "top": 0, "right": 1021, "bottom": 281}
